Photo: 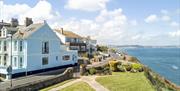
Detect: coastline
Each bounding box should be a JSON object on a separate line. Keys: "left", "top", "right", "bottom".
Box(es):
{"left": 123, "top": 54, "right": 180, "bottom": 91}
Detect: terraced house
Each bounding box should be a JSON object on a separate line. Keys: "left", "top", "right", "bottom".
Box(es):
{"left": 0, "top": 18, "right": 78, "bottom": 80}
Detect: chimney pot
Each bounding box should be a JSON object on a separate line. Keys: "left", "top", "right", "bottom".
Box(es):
{"left": 24, "top": 17, "right": 33, "bottom": 27}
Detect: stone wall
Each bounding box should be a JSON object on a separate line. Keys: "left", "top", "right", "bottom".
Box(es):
{"left": 6, "top": 67, "right": 74, "bottom": 91}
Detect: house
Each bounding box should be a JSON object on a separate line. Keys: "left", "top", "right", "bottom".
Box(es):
{"left": 54, "top": 28, "right": 87, "bottom": 55}
{"left": 82, "top": 36, "right": 97, "bottom": 57}
{"left": 0, "top": 18, "right": 78, "bottom": 80}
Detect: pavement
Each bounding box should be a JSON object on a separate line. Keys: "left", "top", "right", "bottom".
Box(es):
{"left": 49, "top": 76, "right": 109, "bottom": 91}
{"left": 0, "top": 68, "right": 66, "bottom": 91}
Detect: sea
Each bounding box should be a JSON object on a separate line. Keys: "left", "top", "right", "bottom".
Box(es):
{"left": 118, "top": 47, "right": 180, "bottom": 85}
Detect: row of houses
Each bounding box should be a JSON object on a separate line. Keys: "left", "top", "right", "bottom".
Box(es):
{"left": 0, "top": 18, "right": 97, "bottom": 80}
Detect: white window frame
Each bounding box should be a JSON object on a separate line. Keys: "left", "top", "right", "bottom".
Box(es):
{"left": 19, "top": 41, "right": 23, "bottom": 52}
{"left": 14, "top": 40, "right": 18, "bottom": 51}
{"left": 13, "top": 57, "right": 17, "bottom": 67}
{"left": 42, "top": 57, "right": 48, "bottom": 65}
{"left": 19, "top": 57, "right": 23, "bottom": 68}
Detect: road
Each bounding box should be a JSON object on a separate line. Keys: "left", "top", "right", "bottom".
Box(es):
{"left": 0, "top": 68, "right": 66, "bottom": 91}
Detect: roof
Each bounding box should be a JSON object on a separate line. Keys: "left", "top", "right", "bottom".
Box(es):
{"left": 13, "top": 23, "right": 44, "bottom": 39}
{"left": 3, "top": 26, "right": 18, "bottom": 31}
{"left": 54, "top": 29, "right": 82, "bottom": 39}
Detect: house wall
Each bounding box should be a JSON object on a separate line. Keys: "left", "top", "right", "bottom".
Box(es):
{"left": 25, "top": 24, "right": 77, "bottom": 72}
{"left": 0, "top": 23, "right": 78, "bottom": 77}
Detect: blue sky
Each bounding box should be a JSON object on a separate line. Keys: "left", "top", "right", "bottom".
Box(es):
{"left": 1, "top": 0, "right": 180, "bottom": 45}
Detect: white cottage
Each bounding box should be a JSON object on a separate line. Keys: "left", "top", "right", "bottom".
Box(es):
{"left": 0, "top": 21, "right": 78, "bottom": 80}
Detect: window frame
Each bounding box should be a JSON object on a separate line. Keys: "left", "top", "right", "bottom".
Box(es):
{"left": 42, "top": 41, "right": 49, "bottom": 54}
{"left": 19, "top": 57, "right": 23, "bottom": 68}
{"left": 42, "top": 57, "right": 48, "bottom": 65}
{"left": 19, "top": 41, "right": 23, "bottom": 52}
{"left": 62, "top": 55, "right": 70, "bottom": 61}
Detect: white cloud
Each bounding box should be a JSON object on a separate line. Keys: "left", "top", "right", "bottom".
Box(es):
{"left": 161, "top": 15, "right": 171, "bottom": 22}
{"left": 145, "top": 14, "right": 158, "bottom": 23}
{"left": 3, "top": 3, "right": 31, "bottom": 22}
{"left": 2, "top": 0, "right": 61, "bottom": 24}
{"left": 170, "top": 21, "right": 179, "bottom": 27}
{"left": 130, "top": 20, "right": 138, "bottom": 26}
{"left": 65, "top": 0, "right": 109, "bottom": 11}
{"left": 131, "top": 34, "right": 141, "bottom": 40}
{"left": 2, "top": 1, "right": 179, "bottom": 45}
{"left": 169, "top": 30, "right": 180, "bottom": 37}
{"left": 60, "top": 8, "right": 128, "bottom": 44}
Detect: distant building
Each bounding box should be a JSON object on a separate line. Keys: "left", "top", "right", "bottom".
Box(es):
{"left": 83, "top": 36, "right": 97, "bottom": 57}
{"left": 54, "top": 28, "right": 87, "bottom": 55}
{"left": 0, "top": 18, "right": 78, "bottom": 80}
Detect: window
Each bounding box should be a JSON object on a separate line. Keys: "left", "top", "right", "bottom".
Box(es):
{"left": 42, "top": 41, "right": 49, "bottom": 54}
{"left": 42, "top": 57, "right": 48, "bottom": 65}
{"left": 14, "top": 41, "right": 17, "bottom": 51}
{"left": 19, "top": 57, "right": 23, "bottom": 68}
{"left": 63, "top": 55, "right": 70, "bottom": 61}
{"left": 56, "top": 56, "right": 58, "bottom": 61}
{"left": 3, "top": 41, "right": 7, "bottom": 51}
{"left": 19, "top": 41, "right": 23, "bottom": 52}
{"left": 0, "top": 41, "right": 1, "bottom": 51}
{"left": 0, "top": 56, "right": 1, "bottom": 65}
{"left": 13, "top": 57, "right": 17, "bottom": 67}
{"left": 72, "top": 55, "right": 77, "bottom": 61}
{"left": 2, "top": 30, "right": 6, "bottom": 37}
{"left": 3, "top": 55, "right": 7, "bottom": 66}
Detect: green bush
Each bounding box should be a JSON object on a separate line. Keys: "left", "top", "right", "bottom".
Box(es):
{"left": 117, "top": 65, "right": 126, "bottom": 72}
{"left": 89, "top": 68, "right": 97, "bottom": 75}
{"left": 132, "top": 63, "right": 143, "bottom": 72}
{"left": 123, "top": 63, "right": 132, "bottom": 71}
{"left": 109, "top": 61, "right": 118, "bottom": 71}
{"left": 84, "top": 72, "right": 89, "bottom": 76}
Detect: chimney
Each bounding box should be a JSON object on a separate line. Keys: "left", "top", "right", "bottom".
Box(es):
{"left": 11, "top": 18, "right": 19, "bottom": 27}
{"left": 61, "top": 28, "right": 64, "bottom": 34}
{"left": 24, "top": 17, "right": 33, "bottom": 27}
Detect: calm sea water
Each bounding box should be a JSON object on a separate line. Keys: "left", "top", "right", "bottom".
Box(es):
{"left": 118, "top": 48, "right": 180, "bottom": 85}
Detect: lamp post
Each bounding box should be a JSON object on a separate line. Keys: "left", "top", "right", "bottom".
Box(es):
{"left": 7, "top": 33, "right": 12, "bottom": 87}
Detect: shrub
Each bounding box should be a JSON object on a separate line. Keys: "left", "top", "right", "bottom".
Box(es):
{"left": 117, "top": 65, "right": 126, "bottom": 72}
{"left": 84, "top": 72, "right": 89, "bottom": 76}
{"left": 89, "top": 68, "right": 97, "bottom": 75}
{"left": 109, "top": 60, "right": 118, "bottom": 71}
{"left": 132, "top": 63, "right": 143, "bottom": 72}
{"left": 130, "top": 69, "right": 137, "bottom": 73}
{"left": 123, "top": 63, "right": 132, "bottom": 71}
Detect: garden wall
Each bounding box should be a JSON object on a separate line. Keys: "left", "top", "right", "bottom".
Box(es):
{"left": 6, "top": 67, "right": 74, "bottom": 91}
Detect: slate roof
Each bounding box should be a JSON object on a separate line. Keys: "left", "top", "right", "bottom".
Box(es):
{"left": 13, "top": 23, "right": 44, "bottom": 39}
{"left": 54, "top": 29, "right": 82, "bottom": 39}
{"left": 0, "top": 23, "right": 44, "bottom": 39}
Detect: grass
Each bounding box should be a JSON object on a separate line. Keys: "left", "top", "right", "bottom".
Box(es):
{"left": 96, "top": 72, "right": 155, "bottom": 91}
{"left": 40, "top": 79, "right": 75, "bottom": 91}
{"left": 60, "top": 81, "right": 95, "bottom": 91}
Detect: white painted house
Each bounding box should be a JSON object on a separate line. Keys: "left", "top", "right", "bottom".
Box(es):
{"left": 54, "top": 28, "right": 87, "bottom": 53}
{"left": 0, "top": 20, "right": 78, "bottom": 80}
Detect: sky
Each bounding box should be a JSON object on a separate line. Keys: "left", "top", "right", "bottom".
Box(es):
{"left": 0, "top": 0, "right": 180, "bottom": 46}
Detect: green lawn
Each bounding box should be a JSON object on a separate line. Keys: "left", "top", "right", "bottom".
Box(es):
{"left": 60, "top": 81, "right": 95, "bottom": 91}
{"left": 96, "top": 72, "right": 155, "bottom": 91}
{"left": 40, "top": 79, "right": 75, "bottom": 91}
